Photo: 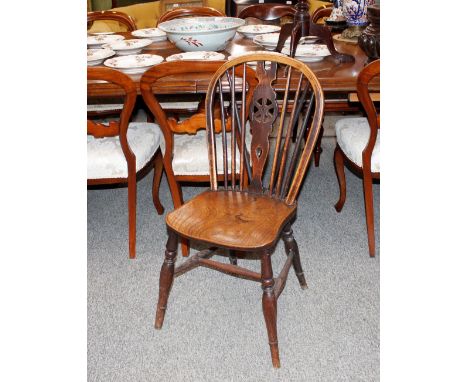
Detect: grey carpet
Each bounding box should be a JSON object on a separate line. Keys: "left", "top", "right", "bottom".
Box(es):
{"left": 88, "top": 137, "right": 380, "bottom": 382}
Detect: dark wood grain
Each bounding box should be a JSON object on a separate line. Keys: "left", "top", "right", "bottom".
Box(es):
{"left": 238, "top": 4, "right": 295, "bottom": 21}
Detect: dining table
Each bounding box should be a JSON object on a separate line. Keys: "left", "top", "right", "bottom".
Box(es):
{"left": 87, "top": 30, "right": 380, "bottom": 113}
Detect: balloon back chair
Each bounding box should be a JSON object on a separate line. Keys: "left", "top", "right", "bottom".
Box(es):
{"left": 154, "top": 53, "right": 325, "bottom": 368}
{"left": 333, "top": 59, "right": 380, "bottom": 257}
{"left": 141, "top": 61, "right": 258, "bottom": 257}
{"left": 87, "top": 10, "right": 137, "bottom": 31}
{"left": 87, "top": 67, "right": 166, "bottom": 259}
{"left": 157, "top": 6, "right": 225, "bottom": 25}
{"left": 237, "top": 3, "right": 296, "bottom": 23}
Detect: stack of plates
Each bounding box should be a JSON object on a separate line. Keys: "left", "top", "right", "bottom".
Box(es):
{"left": 87, "top": 48, "right": 115, "bottom": 66}
{"left": 103, "top": 54, "right": 164, "bottom": 74}
{"left": 131, "top": 28, "right": 167, "bottom": 42}
{"left": 281, "top": 44, "right": 331, "bottom": 62}
{"left": 237, "top": 24, "right": 281, "bottom": 39}
{"left": 253, "top": 34, "right": 320, "bottom": 51}
{"left": 87, "top": 34, "right": 124, "bottom": 48}
{"left": 253, "top": 33, "right": 290, "bottom": 50}
{"left": 166, "top": 51, "right": 225, "bottom": 62}
{"left": 102, "top": 39, "right": 152, "bottom": 56}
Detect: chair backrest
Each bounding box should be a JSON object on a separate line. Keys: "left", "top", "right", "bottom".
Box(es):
{"left": 87, "top": 10, "right": 138, "bottom": 31}
{"left": 205, "top": 53, "right": 325, "bottom": 205}
{"left": 140, "top": 61, "right": 257, "bottom": 156}
{"left": 357, "top": 59, "right": 380, "bottom": 170}
{"left": 87, "top": 67, "right": 137, "bottom": 165}
{"left": 238, "top": 4, "right": 296, "bottom": 21}
{"left": 157, "top": 7, "right": 225, "bottom": 25}
{"left": 311, "top": 5, "right": 332, "bottom": 23}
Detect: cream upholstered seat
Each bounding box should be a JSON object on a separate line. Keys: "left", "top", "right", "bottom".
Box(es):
{"left": 87, "top": 122, "right": 163, "bottom": 179}
{"left": 172, "top": 128, "right": 251, "bottom": 176}
{"left": 335, "top": 117, "right": 380, "bottom": 173}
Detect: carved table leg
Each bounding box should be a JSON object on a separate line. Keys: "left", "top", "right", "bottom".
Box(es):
{"left": 155, "top": 229, "right": 178, "bottom": 329}
{"left": 261, "top": 250, "right": 280, "bottom": 368}
{"left": 282, "top": 223, "right": 308, "bottom": 289}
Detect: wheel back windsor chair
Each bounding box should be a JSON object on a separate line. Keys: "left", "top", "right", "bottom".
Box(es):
{"left": 154, "top": 53, "right": 325, "bottom": 368}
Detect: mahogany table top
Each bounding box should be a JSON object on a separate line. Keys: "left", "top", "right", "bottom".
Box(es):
{"left": 88, "top": 32, "right": 379, "bottom": 97}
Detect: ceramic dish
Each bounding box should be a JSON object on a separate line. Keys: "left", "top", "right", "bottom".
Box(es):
{"left": 87, "top": 34, "right": 124, "bottom": 48}
{"left": 253, "top": 34, "right": 320, "bottom": 50}
{"left": 131, "top": 28, "right": 167, "bottom": 42}
{"left": 281, "top": 44, "right": 331, "bottom": 62}
{"left": 103, "top": 54, "right": 164, "bottom": 74}
{"left": 87, "top": 48, "right": 115, "bottom": 66}
{"left": 166, "top": 51, "right": 225, "bottom": 62}
{"left": 237, "top": 24, "right": 281, "bottom": 39}
{"left": 102, "top": 38, "right": 153, "bottom": 55}
{"left": 158, "top": 16, "right": 245, "bottom": 52}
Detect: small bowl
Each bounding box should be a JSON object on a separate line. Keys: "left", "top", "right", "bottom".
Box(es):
{"left": 158, "top": 17, "right": 245, "bottom": 52}
{"left": 131, "top": 28, "right": 167, "bottom": 42}
{"left": 87, "top": 48, "right": 115, "bottom": 66}
{"left": 102, "top": 39, "right": 152, "bottom": 56}
{"left": 237, "top": 24, "right": 281, "bottom": 39}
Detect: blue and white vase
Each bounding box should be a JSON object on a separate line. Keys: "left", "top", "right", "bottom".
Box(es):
{"left": 342, "top": 0, "right": 375, "bottom": 27}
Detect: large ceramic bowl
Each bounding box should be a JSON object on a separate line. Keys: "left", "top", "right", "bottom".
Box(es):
{"left": 158, "top": 17, "right": 245, "bottom": 52}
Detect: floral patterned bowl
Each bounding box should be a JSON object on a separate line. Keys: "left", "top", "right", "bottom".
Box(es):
{"left": 158, "top": 17, "right": 245, "bottom": 52}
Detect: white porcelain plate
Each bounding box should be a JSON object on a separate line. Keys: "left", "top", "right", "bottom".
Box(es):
{"left": 87, "top": 48, "right": 115, "bottom": 66}
{"left": 253, "top": 34, "right": 319, "bottom": 50}
{"left": 103, "top": 39, "right": 153, "bottom": 56}
{"left": 87, "top": 34, "right": 124, "bottom": 48}
{"left": 166, "top": 51, "right": 225, "bottom": 62}
{"left": 237, "top": 24, "right": 281, "bottom": 39}
{"left": 282, "top": 44, "right": 331, "bottom": 62}
{"left": 104, "top": 54, "right": 164, "bottom": 74}
{"left": 131, "top": 28, "right": 167, "bottom": 41}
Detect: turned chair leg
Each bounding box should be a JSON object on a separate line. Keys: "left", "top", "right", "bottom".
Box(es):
{"left": 314, "top": 125, "right": 324, "bottom": 167}
{"left": 155, "top": 230, "right": 178, "bottom": 329}
{"left": 333, "top": 146, "right": 347, "bottom": 212}
{"left": 152, "top": 150, "right": 164, "bottom": 215}
{"left": 261, "top": 251, "right": 280, "bottom": 368}
{"left": 362, "top": 172, "right": 376, "bottom": 257}
{"left": 281, "top": 224, "right": 308, "bottom": 289}
{"left": 128, "top": 173, "right": 137, "bottom": 259}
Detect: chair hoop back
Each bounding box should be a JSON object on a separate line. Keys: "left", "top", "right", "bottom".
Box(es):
{"left": 87, "top": 10, "right": 137, "bottom": 31}
{"left": 238, "top": 4, "right": 296, "bottom": 21}
{"left": 157, "top": 7, "right": 225, "bottom": 25}
{"left": 87, "top": 67, "right": 137, "bottom": 162}
{"left": 205, "top": 53, "right": 324, "bottom": 205}
{"left": 311, "top": 6, "right": 332, "bottom": 24}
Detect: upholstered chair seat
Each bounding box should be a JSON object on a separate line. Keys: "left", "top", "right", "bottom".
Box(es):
{"left": 335, "top": 117, "right": 380, "bottom": 173}
{"left": 172, "top": 127, "right": 251, "bottom": 176}
{"left": 87, "top": 122, "right": 163, "bottom": 179}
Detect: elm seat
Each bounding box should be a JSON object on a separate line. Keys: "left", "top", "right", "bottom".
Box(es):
{"left": 87, "top": 122, "right": 163, "bottom": 179}
{"left": 335, "top": 117, "right": 380, "bottom": 173}
{"left": 166, "top": 190, "right": 296, "bottom": 250}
